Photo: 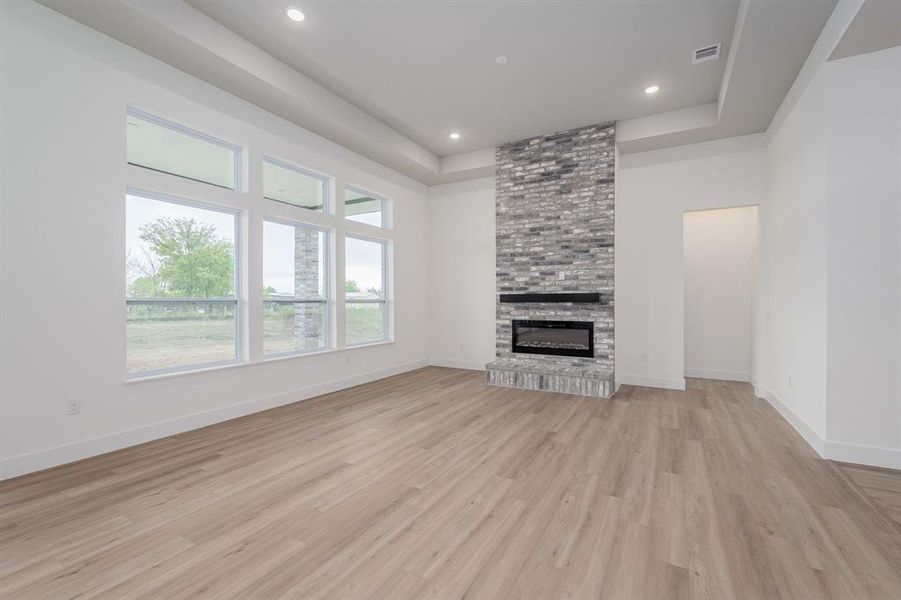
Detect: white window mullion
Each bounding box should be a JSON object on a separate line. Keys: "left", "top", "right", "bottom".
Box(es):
{"left": 246, "top": 147, "right": 265, "bottom": 363}
{"left": 335, "top": 218, "right": 348, "bottom": 351}
{"left": 385, "top": 239, "right": 394, "bottom": 342}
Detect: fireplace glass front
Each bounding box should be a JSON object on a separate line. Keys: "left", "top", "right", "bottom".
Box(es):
{"left": 511, "top": 320, "right": 594, "bottom": 358}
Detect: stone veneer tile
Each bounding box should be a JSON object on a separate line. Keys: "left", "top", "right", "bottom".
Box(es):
{"left": 489, "top": 122, "right": 615, "bottom": 397}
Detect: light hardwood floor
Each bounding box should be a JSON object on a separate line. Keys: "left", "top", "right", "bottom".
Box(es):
{"left": 2, "top": 367, "right": 901, "bottom": 599}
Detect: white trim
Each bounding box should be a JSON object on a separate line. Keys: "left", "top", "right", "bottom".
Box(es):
{"left": 428, "top": 358, "right": 487, "bottom": 371}
{"left": 826, "top": 441, "right": 901, "bottom": 470}
{"left": 762, "top": 389, "right": 827, "bottom": 457}
{"left": 684, "top": 368, "right": 751, "bottom": 382}
{"left": 0, "top": 359, "right": 428, "bottom": 481}
{"left": 762, "top": 389, "right": 901, "bottom": 470}
{"left": 125, "top": 357, "right": 245, "bottom": 383}
{"left": 616, "top": 373, "right": 686, "bottom": 391}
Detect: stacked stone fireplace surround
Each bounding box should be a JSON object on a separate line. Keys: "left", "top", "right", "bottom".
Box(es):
{"left": 486, "top": 122, "right": 615, "bottom": 398}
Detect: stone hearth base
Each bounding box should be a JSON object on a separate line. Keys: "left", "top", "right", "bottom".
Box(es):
{"left": 485, "top": 359, "right": 615, "bottom": 398}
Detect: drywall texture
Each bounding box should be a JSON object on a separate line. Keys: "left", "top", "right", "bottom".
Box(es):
{"left": 684, "top": 206, "right": 757, "bottom": 382}
{"left": 490, "top": 123, "right": 615, "bottom": 396}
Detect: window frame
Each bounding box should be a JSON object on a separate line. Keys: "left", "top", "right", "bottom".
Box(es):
{"left": 125, "top": 187, "right": 243, "bottom": 379}
{"left": 344, "top": 184, "right": 391, "bottom": 229}
{"left": 127, "top": 107, "right": 243, "bottom": 191}
{"left": 344, "top": 233, "right": 390, "bottom": 347}
{"left": 262, "top": 216, "right": 333, "bottom": 359}
{"left": 262, "top": 156, "right": 332, "bottom": 214}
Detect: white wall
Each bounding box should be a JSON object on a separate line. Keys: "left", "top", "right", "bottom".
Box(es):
{"left": 683, "top": 206, "right": 757, "bottom": 382}
{"left": 765, "top": 44, "right": 901, "bottom": 469}
{"left": 616, "top": 134, "right": 769, "bottom": 390}
{"left": 764, "top": 70, "right": 830, "bottom": 444}
{"left": 426, "top": 178, "right": 496, "bottom": 370}
{"left": 0, "top": 2, "right": 429, "bottom": 479}
{"left": 824, "top": 46, "right": 901, "bottom": 465}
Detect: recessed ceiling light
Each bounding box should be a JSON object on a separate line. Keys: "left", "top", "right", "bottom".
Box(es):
{"left": 449, "top": 132, "right": 461, "bottom": 140}
{"left": 285, "top": 7, "right": 305, "bottom": 22}
{"left": 495, "top": 56, "right": 509, "bottom": 65}
{"left": 644, "top": 85, "right": 660, "bottom": 95}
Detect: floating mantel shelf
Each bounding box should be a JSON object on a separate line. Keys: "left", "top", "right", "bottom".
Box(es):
{"left": 498, "top": 292, "right": 604, "bottom": 304}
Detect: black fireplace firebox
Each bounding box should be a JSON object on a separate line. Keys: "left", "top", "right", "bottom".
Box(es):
{"left": 511, "top": 320, "right": 594, "bottom": 358}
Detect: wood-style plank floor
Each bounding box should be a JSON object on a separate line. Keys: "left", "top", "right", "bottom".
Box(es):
{"left": 2, "top": 367, "right": 901, "bottom": 599}
{"left": 836, "top": 462, "right": 901, "bottom": 531}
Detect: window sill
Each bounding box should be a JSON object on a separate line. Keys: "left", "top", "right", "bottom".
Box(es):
{"left": 124, "top": 360, "right": 247, "bottom": 384}
{"left": 124, "top": 340, "right": 395, "bottom": 383}
{"left": 262, "top": 347, "right": 337, "bottom": 363}
{"left": 345, "top": 339, "right": 393, "bottom": 350}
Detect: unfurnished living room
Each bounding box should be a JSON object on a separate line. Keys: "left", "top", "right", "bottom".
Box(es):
{"left": 1, "top": 0, "right": 900, "bottom": 598}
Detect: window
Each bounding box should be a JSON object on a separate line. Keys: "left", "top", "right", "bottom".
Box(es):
{"left": 345, "top": 235, "right": 389, "bottom": 345}
{"left": 263, "top": 219, "right": 330, "bottom": 356}
{"left": 125, "top": 191, "right": 240, "bottom": 375}
{"left": 263, "top": 157, "right": 330, "bottom": 212}
{"left": 127, "top": 108, "right": 241, "bottom": 190}
{"left": 344, "top": 186, "right": 388, "bottom": 228}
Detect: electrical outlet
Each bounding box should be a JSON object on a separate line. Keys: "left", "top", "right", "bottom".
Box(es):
{"left": 640, "top": 353, "right": 648, "bottom": 363}
{"left": 66, "top": 398, "right": 81, "bottom": 415}
{"left": 788, "top": 376, "right": 793, "bottom": 388}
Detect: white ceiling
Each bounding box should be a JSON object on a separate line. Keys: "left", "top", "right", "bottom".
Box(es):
{"left": 187, "top": 0, "right": 740, "bottom": 157}
{"left": 38, "top": 0, "right": 846, "bottom": 184}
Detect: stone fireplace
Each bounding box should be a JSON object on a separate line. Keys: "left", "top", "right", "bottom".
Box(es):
{"left": 486, "top": 122, "right": 615, "bottom": 398}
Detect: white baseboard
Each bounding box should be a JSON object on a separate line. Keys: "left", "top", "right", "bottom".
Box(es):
{"left": 762, "top": 389, "right": 900, "bottom": 469}
{"left": 684, "top": 368, "right": 750, "bottom": 382}
{"left": 0, "top": 359, "right": 429, "bottom": 481}
{"left": 762, "top": 388, "right": 826, "bottom": 457}
{"left": 427, "top": 358, "right": 487, "bottom": 371}
{"left": 826, "top": 440, "right": 901, "bottom": 470}
{"left": 616, "top": 374, "right": 686, "bottom": 391}
{"left": 7, "top": 362, "right": 896, "bottom": 480}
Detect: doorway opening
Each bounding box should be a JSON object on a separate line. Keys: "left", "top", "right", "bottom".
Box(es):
{"left": 683, "top": 206, "right": 758, "bottom": 382}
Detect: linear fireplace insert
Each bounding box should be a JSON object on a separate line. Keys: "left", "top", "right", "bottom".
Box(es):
{"left": 511, "top": 320, "right": 594, "bottom": 358}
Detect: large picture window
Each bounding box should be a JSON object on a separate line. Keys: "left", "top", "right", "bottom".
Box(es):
{"left": 345, "top": 235, "right": 389, "bottom": 345}
{"left": 125, "top": 191, "right": 240, "bottom": 376}
{"left": 263, "top": 219, "right": 330, "bottom": 356}
{"left": 124, "top": 108, "right": 397, "bottom": 377}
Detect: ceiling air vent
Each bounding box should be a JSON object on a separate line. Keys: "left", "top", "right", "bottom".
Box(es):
{"left": 692, "top": 43, "right": 721, "bottom": 64}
